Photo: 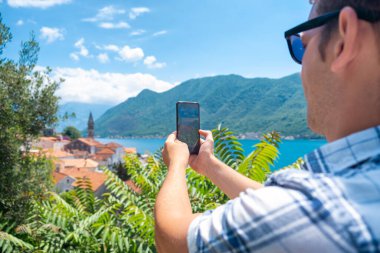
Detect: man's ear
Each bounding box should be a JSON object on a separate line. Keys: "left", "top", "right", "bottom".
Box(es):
{"left": 331, "top": 6, "right": 360, "bottom": 72}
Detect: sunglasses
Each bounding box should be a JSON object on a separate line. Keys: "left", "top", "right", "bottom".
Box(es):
{"left": 285, "top": 8, "right": 380, "bottom": 64}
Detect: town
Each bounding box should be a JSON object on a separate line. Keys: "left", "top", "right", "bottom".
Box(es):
{"left": 31, "top": 113, "right": 139, "bottom": 197}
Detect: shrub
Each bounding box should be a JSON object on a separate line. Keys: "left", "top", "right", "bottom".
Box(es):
{"left": 0, "top": 126, "right": 284, "bottom": 252}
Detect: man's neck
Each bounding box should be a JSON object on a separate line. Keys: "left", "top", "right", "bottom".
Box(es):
{"left": 326, "top": 117, "right": 380, "bottom": 142}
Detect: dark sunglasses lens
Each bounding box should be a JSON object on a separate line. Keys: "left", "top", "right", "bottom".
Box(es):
{"left": 290, "top": 35, "right": 304, "bottom": 63}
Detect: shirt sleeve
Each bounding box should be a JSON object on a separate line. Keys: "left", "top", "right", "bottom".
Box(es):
{"left": 187, "top": 186, "right": 348, "bottom": 253}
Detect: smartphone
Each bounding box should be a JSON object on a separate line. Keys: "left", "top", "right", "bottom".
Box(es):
{"left": 176, "top": 101, "right": 200, "bottom": 154}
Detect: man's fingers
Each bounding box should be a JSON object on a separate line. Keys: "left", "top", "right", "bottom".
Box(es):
{"left": 166, "top": 131, "right": 176, "bottom": 143}
{"left": 199, "top": 129, "right": 213, "bottom": 142}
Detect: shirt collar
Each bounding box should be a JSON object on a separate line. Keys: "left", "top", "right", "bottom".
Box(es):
{"left": 303, "top": 125, "right": 380, "bottom": 175}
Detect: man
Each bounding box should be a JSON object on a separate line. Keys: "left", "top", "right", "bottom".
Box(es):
{"left": 155, "top": 0, "right": 380, "bottom": 252}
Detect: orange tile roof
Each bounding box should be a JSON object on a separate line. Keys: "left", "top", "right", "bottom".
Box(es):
{"left": 53, "top": 171, "right": 68, "bottom": 183}
{"left": 97, "top": 148, "right": 115, "bottom": 155}
{"left": 105, "top": 142, "right": 123, "bottom": 149}
{"left": 67, "top": 169, "right": 108, "bottom": 191}
{"left": 124, "top": 147, "right": 137, "bottom": 154}
{"left": 46, "top": 150, "right": 73, "bottom": 158}
{"left": 78, "top": 138, "right": 104, "bottom": 148}
{"left": 60, "top": 158, "right": 98, "bottom": 169}
{"left": 92, "top": 154, "right": 113, "bottom": 161}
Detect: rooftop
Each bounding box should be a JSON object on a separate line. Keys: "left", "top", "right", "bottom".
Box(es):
{"left": 60, "top": 168, "right": 108, "bottom": 191}
{"left": 77, "top": 138, "right": 104, "bottom": 147}
{"left": 60, "top": 158, "right": 98, "bottom": 169}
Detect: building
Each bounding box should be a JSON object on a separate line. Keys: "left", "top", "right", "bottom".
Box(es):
{"left": 88, "top": 112, "right": 94, "bottom": 139}
{"left": 53, "top": 167, "right": 108, "bottom": 197}
{"left": 57, "top": 158, "right": 99, "bottom": 171}
{"left": 33, "top": 136, "right": 70, "bottom": 152}
{"left": 64, "top": 138, "right": 104, "bottom": 155}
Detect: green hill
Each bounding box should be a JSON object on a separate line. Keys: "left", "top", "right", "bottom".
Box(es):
{"left": 95, "top": 73, "right": 318, "bottom": 138}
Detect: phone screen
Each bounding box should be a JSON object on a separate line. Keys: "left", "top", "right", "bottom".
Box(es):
{"left": 176, "top": 102, "right": 200, "bottom": 154}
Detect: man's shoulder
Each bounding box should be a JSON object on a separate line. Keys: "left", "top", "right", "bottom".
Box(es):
{"left": 263, "top": 168, "right": 379, "bottom": 252}
{"left": 264, "top": 169, "right": 347, "bottom": 209}
{"left": 265, "top": 168, "right": 333, "bottom": 191}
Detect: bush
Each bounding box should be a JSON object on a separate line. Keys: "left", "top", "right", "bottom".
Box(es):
{"left": 0, "top": 125, "right": 287, "bottom": 252}
{"left": 0, "top": 14, "right": 60, "bottom": 223}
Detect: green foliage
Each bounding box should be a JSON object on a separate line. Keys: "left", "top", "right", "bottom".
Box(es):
{"left": 0, "top": 14, "right": 60, "bottom": 222}
{"left": 0, "top": 231, "right": 33, "bottom": 253}
{"left": 238, "top": 131, "right": 281, "bottom": 182}
{"left": 213, "top": 123, "right": 245, "bottom": 169}
{"left": 0, "top": 125, "right": 287, "bottom": 252}
{"left": 62, "top": 126, "right": 81, "bottom": 140}
{"left": 281, "top": 157, "right": 304, "bottom": 170}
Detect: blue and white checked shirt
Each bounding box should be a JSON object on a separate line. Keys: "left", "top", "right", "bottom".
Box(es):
{"left": 187, "top": 126, "right": 380, "bottom": 253}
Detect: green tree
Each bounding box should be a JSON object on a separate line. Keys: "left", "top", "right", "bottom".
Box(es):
{"left": 62, "top": 126, "right": 81, "bottom": 140}
{"left": 0, "top": 125, "right": 291, "bottom": 252}
{"left": 0, "top": 14, "right": 60, "bottom": 222}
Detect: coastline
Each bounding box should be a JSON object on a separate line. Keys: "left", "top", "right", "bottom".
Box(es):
{"left": 95, "top": 134, "right": 325, "bottom": 141}
{"left": 96, "top": 137, "right": 327, "bottom": 169}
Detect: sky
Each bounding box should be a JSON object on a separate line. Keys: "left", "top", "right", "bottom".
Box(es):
{"left": 0, "top": 0, "right": 311, "bottom": 105}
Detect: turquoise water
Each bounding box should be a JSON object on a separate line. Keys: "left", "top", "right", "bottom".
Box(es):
{"left": 97, "top": 138, "right": 326, "bottom": 170}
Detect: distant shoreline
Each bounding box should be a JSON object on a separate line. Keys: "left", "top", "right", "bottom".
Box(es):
{"left": 96, "top": 135, "right": 325, "bottom": 141}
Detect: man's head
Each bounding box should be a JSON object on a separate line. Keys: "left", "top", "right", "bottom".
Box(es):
{"left": 298, "top": 0, "right": 380, "bottom": 141}
{"left": 314, "top": 0, "right": 380, "bottom": 61}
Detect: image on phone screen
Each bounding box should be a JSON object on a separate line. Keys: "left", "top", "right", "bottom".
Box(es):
{"left": 176, "top": 102, "right": 200, "bottom": 154}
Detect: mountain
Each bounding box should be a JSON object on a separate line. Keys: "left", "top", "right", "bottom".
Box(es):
{"left": 57, "top": 102, "right": 112, "bottom": 132}
{"left": 95, "top": 73, "right": 317, "bottom": 138}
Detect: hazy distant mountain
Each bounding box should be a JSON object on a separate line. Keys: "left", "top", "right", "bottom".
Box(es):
{"left": 57, "top": 102, "right": 112, "bottom": 132}
{"left": 95, "top": 73, "right": 317, "bottom": 138}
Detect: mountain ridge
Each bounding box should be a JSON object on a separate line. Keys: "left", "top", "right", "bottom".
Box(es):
{"left": 95, "top": 73, "right": 319, "bottom": 138}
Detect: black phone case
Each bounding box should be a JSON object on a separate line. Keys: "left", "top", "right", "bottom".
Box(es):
{"left": 176, "top": 101, "right": 200, "bottom": 154}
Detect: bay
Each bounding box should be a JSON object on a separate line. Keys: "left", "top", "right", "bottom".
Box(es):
{"left": 97, "top": 138, "right": 326, "bottom": 170}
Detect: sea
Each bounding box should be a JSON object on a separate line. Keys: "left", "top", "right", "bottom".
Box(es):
{"left": 97, "top": 138, "right": 327, "bottom": 170}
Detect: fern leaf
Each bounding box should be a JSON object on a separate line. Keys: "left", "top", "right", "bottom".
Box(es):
{"left": 212, "top": 124, "right": 244, "bottom": 169}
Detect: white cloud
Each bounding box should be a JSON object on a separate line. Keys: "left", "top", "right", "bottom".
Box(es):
{"left": 52, "top": 67, "right": 174, "bottom": 104}
{"left": 40, "top": 27, "right": 64, "bottom": 43}
{"left": 118, "top": 46, "right": 144, "bottom": 62}
{"left": 70, "top": 38, "right": 90, "bottom": 61}
{"left": 75, "top": 38, "right": 89, "bottom": 57}
{"left": 16, "top": 19, "right": 24, "bottom": 26}
{"left": 153, "top": 30, "right": 168, "bottom": 37}
{"left": 83, "top": 5, "right": 125, "bottom": 22}
{"left": 144, "top": 56, "right": 166, "bottom": 69}
{"left": 97, "top": 53, "right": 109, "bottom": 63}
{"left": 70, "top": 53, "right": 79, "bottom": 61}
{"left": 99, "top": 44, "right": 145, "bottom": 63}
{"left": 129, "top": 7, "right": 150, "bottom": 19}
{"left": 103, "top": 44, "right": 119, "bottom": 52}
{"left": 130, "top": 29, "right": 146, "bottom": 36}
{"left": 99, "top": 21, "right": 130, "bottom": 29}
{"left": 7, "top": 0, "right": 71, "bottom": 8}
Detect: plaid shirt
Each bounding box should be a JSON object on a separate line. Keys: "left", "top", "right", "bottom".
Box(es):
{"left": 187, "top": 126, "right": 380, "bottom": 253}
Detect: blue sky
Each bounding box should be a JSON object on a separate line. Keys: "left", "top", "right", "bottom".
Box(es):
{"left": 0, "top": 0, "right": 311, "bottom": 105}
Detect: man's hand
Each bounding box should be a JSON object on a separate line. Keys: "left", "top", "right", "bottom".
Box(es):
{"left": 189, "top": 130, "right": 215, "bottom": 176}
{"left": 162, "top": 132, "right": 190, "bottom": 169}
{"left": 189, "top": 129, "right": 263, "bottom": 198}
